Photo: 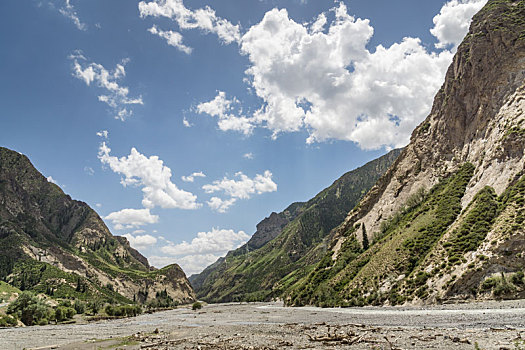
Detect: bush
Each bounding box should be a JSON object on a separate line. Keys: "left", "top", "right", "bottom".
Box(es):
{"left": 73, "top": 300, "right": 85, "bottom": 314}
{"left": 7, "top": 291, "right": 53, "bottom": 326}
{"left": 192, "top": 302, "right": 202, "bottom": 311}
{"left": 510, "top": 271, "right": 524, "bottom": 285}
{"left": 0, "top": 314, "right": 17, "bottom": 327}
{"left": 105, "top": 304, "right": 142, "bottom": 317}
{"left": 87, "top": 300, "right": 102, "bottom": 315}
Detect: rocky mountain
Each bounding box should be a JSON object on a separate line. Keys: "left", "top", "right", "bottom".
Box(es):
{"left": 286, "top": 0, "right": 525, "bottom": 306}
{"left": 189, "top": 201, "right": 305, "bottom": 291}
{"left": 190, "top": 148, "right": 402, "bottom": 302}
{"left": 0, "top": 147, "right": 195, "bottom": 306}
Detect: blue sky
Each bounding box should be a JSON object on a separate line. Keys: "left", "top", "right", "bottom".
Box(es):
{"left": 0, "top": 0, "right": 486, "bottom": 275}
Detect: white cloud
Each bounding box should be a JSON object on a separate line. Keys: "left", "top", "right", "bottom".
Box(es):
{"left": 203, "top": 170, "right": 277, "bottom": 199}
{"left": 188, "top": 1, "right": 482, "bottom": 150}
{"left": 139, "top": 0, "right": 241, "bottom": 45}
{"left": 123, "top": 233, "right": 158, "bottom": 250}
{"left": 148, "top": 25, "right": 192, "bottom": 54}
{"left": 58, "top": 0, "right": 86, "bottom": 31}
{"left": 196, "top": 91, "right": 255, "bottom": 135}
{"left": 181, "top": 171, "right": 206, "bottom": 182}
{"left": 148, "top": 254, "right": 221, "bottom": 275}
{"left": 206, "top": 197, "right": 237, "bottom": 213}
{"left": 95, "top": 203, "right": 102, "bottom": 208}
{"left": 98, "top": 142, "right": 200, "bottom": 210}
{"left": 202, "top": 170, "right": 276, "bottom": 212}
{"left": 154, "top": 227, "right": 249, "bottom": 274}
{"left": 182, "top": 117, "right": 192, "bottom": 127}
{"left": 84, "top": 166, "right": 95, "bottom": 176}
{"left": 243, "top": 152, "right": 254, "bottom": 160}
{"left": 70, "top": 52, "right": 143, "bottom": 121}
{"left": 232, "top": 2, "right": 457, "bottom": 149}
{"left": 47, "top": 176, "right": 59, "bottom": 186}
{"left": 105, "top": 208, "right": 159, "bottom": 230}
{"left": 431, "top": 0, "right": 487, "bottom": 51}
{"left": 160, "top": 228, "right": 249, "bottom": 256}
{"left": 96, "top": 130, "right": 108, "bottom": 139}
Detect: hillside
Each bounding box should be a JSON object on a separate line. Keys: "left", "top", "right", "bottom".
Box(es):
{"left": 0, "top": 147, "right": 195, "bottom": 308}
{"left": 286, "top": 0, "right": 525, "bottom": 306}
{"left": 191, "top": 148, "right": 401, "bottom": 302}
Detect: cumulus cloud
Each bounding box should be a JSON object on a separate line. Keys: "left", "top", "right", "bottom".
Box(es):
{"left": 196, "top": 91, "right": 255, "bottom": 135}
{"left": 243, "top": 152, "right": 254, "bottom": 160}
{"left": 46, "top": 176, "right": 60, "bottom": 186}
{"left": 203, "top": 170, "right": 277, "bottom": 199}
{"left": 148, "top": 254, "right": 221, "bottom": 275}
{"left": 96, "top": 130, "right": 108, "bottom": 138}
{"left": 182, "top": 117, "right": 192, "bottom": 127}
{"left": 70, "top": 52, "right": 143, "bottom": 121}
{"left": 153, "top": 228, "right": 249, "bottom": 274}
{"left": 123, "top": 233, "right": 158, "bottom": 250}
{"left": 58, "top": 0, "right": 86, "bottom": 31}
{"left": 202, "top": 170, "right": 277, "bottom": 212}
{"left": 104, "top": 208, "right": 159, "bottom": 230}
{"left": 181, "top": 171, "right": 206, "bottom": 182}
{"left": 232, "top": 2, "right": 456, "bottom": 149}
{"left": 206, "top": 197, "right": 237, "bottom": 213}
{"left": 431, "top": 0, "right": 488, "bottom": 51}
{"left": 98, "top": 142, "right": 200, "bottom": 210}
{"left": 139, "top": 0, "right": 241, "bottom": 47}
{"left": 148, "top": 25, "right": 192, "bottom": 54}
{"left": 189, "top": 0, "right": 483, "bottom": 150}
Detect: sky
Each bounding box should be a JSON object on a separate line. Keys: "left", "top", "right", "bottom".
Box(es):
{"left": 0, "top": 0, "right": 487, "bottom": 275}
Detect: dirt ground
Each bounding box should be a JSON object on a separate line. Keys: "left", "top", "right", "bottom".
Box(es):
{"left": 1, "top": 300, "right": 525, "bottom": 350}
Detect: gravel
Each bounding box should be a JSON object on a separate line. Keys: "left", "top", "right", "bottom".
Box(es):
{"left": 1, "top": 300, "right": 524, "bottom": 349}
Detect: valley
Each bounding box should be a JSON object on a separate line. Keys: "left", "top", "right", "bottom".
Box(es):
{"left": 1, "top": 301, "right": 525, "bottom": 349}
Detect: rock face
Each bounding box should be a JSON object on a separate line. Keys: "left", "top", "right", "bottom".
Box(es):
{"left": 286, "top": 0, "right": 525, "bottom": 307}
{"left": 189, "top": 201, "right": 304, "bottom": 292}
{"left": 190, "top": 148, "right": 401, "bottom": 302}
{"left": 0, "top": 147, "right": 195, "bottom": 305}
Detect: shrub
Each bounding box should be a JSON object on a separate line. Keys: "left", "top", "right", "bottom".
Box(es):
{"left": 106, "top": 304, "right": 141, "bottom": 317}
{"left": 0, "top": 314, "right": 17, "bottom": 327}
{"left": 192, "top": 302, "right": 202, "bottom": 311}
{"left": 73, "top": 300, "right": 85, "bottom": 314}
{"left": 510, "top": 271, "right": 524, "bottom": 285}
{"left": 7, "top": 291, "right": 52, "bottom": 326}
{"left": 87, "top": 300, "right": 102, "bottom": 315}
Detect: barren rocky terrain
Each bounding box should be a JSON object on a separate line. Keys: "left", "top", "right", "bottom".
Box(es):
{"left": 1, "top": 300, "right": 525, "bottom": 349}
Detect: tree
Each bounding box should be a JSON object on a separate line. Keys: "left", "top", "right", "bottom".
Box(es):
{"left": 362, "top": 224, "right": 369, "bottom": 250}
{"left": 7, "top": 291, "right": 52, "bottom": 326}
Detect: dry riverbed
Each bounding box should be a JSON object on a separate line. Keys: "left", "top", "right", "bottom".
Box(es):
{"left": 1, "top": 300, "right": 525, "bottom": 349}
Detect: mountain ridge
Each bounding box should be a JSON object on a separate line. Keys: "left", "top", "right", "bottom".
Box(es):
{"left": 190, "top": 148, "right": 402, "bottom": 302}
{"left": 285, "top": 0, "right": 525, "bottom": 307}
{"left": 0, "top": 146, "right": 195, "bottom": 307}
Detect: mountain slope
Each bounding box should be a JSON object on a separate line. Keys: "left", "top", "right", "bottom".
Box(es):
{"left": 0, "top": 147, "right": 195, "bottom": 305}
{"left": 189, "top": 201, "right": 305, "bottom": 292}
{"left": 191, "top": 148, "right": 401, "bottom": 302}
{"left": 286, "top": 0, "right": 525, "bottom": 306}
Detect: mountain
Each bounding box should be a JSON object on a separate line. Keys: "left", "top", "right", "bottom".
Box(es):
{"left": 189, "top": 201, "right": 305, "bottom": 292}
{"left": 0, "top": 147, "right": 195, "bottom": 306}
{"left": 190, "top": 148, "right": 402, "bottom": 302}
{"left": 286, "top": 0, "right": 525, "bottom": 306}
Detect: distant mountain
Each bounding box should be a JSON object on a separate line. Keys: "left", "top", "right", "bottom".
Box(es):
{"left": 0, "top": 147, "right": 195, "bottom": 306}
{"left": 286, "top": 0, "right": 525, "bottom": 307}
{"left": 190, "top": 148, "right": 402, "bottom": 302}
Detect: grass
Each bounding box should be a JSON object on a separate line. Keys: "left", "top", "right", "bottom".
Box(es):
{"left": 445, "top": 187, "right": 499, "bottom": 264}
{"left": 286, "top": 163, "right": 475, "bottom": 306}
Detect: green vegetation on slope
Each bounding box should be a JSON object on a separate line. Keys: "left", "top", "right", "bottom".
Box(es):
{"left": 286, "top": 163, "right": 475, "bottom": 307}
{"left": 193, "top": 149, "right": 402, "bottom": 303}
{"left": 445, "top": 186, "right": 499, "bottom": 264}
